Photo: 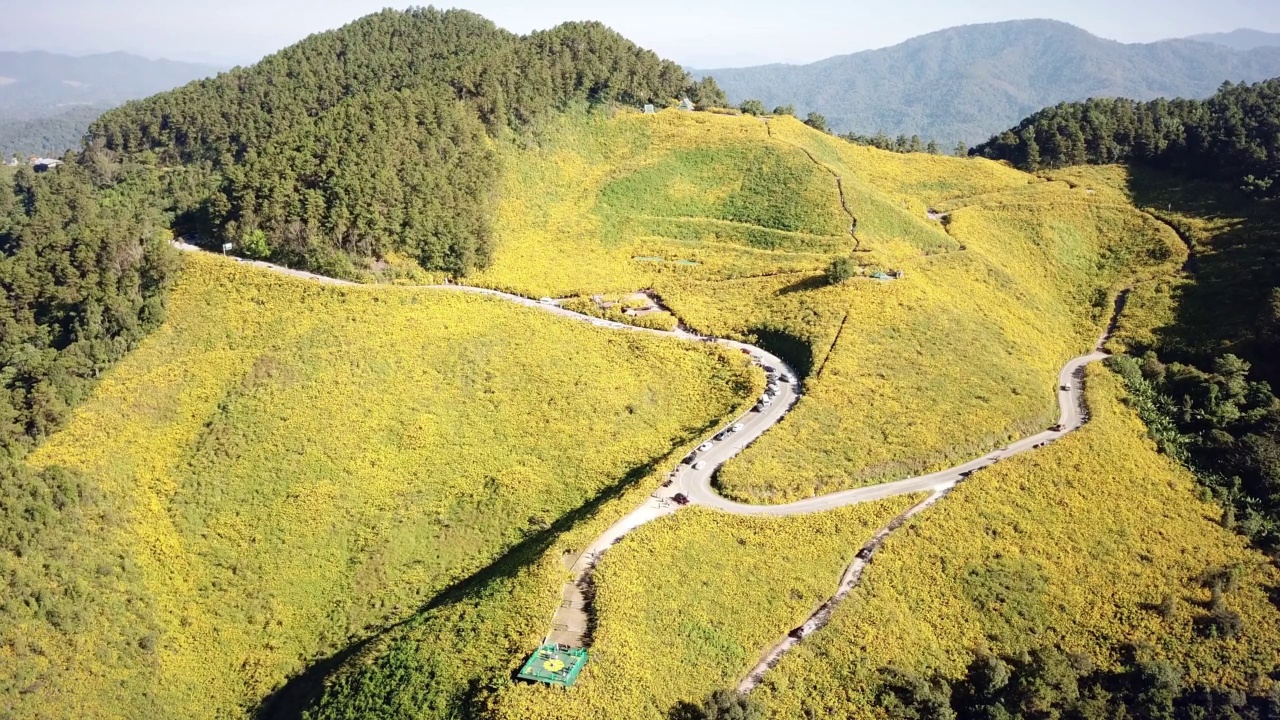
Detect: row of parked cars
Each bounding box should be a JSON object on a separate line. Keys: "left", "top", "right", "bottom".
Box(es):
{"left": 753, "top": 365, "right": 793, "bottom": 412}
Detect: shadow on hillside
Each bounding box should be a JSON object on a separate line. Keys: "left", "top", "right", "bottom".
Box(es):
{"left": 776, "top": 274, "right": 828, "bottom": 296}
{"left": 1125, "top": 167, "right": 1280, "bottom": 382}
{"left": 749, "top": 325, "right": 815, "bottom": 380}
{"left": 253, "top": 423, "right": 724, "bottom": 719}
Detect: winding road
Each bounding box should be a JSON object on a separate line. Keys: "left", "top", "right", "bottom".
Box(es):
{"left": 173, "top": 242, "right": 1117, "bottom": 689}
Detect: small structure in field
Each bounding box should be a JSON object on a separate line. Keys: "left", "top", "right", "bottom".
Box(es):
{"left": 517, "top": 644, "right": 589, "bottom": 687}
{"left": 677, "top": 97, "right": 695, "bottom": 111}
{"left": 643, "top": 103, "right": 656, "bottom": 114}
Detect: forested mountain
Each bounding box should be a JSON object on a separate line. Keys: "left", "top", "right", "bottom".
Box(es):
{"left": 972, "top": 79, "right": 1280, "bottom": 197}
{"left": 1186, "top": 29, "right": 1280, "bottom": 52}
{"left": 0, "top": 51, "right": 220, "bottom": 120}
{"left": 91, "top": 8, "right": 691, "bottom": 276}
{"left": 0, "top": 106, "right": 102, "bottom": 159}
{"left": 694, "top": 20, "right": 1280, "bottom": 146}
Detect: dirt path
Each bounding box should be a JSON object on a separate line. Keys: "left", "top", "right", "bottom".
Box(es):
{"left": 172, "top": 243, "right": 1121, "bottom": 685}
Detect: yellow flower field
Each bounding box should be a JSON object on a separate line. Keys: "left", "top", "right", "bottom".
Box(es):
{"left": 6, "top": 252, "right": 752, "bottom": 719}
{"left": 475, "top": 109, "right": 1184, "bottom": 503}
{"left": 482, "top": 498, "right": 922, "bottom": 720}
{"left": 753, "top": 367, "right": 1280, "bottom": 718}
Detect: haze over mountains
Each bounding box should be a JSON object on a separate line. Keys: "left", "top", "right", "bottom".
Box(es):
{"left": 1186, "top": 29, "right": 1280, "bottom": 52}
{"left": 695, "top": 19, "right": 1280, "bottom": 146}
{"left": 0, "top": 51, "right": 220, "bottom": 158}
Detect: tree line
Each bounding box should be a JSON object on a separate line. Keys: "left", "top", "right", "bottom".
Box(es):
{"left": 873, "top": 644, "right": 1280, "bottom": 720}
{"left": 89, "top": 8, "right": 699, "bottom": 277}
{"left": 972, "top": 79, "right": 1280, "bottom": 197}
{"left": 1110, "top": 351, "right": 1280, "bottom": 554}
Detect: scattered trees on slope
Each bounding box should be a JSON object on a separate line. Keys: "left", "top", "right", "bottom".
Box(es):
{"left": 873, "top": 645, "right": 1280, "bottom": 720}
{"left": 973, "top": 79, "right": 1280, "bottom": 198}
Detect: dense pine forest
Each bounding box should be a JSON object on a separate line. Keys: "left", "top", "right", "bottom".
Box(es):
{"left": 90, "top": 8, "right": 692, "bottom": 276}
{"left": 973, "top": 79, "right": 1280, "bottom": 197}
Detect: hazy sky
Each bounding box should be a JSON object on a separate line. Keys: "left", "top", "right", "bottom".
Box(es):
{"left": 3, "top": 0, "right": 1278, "bottom": 68}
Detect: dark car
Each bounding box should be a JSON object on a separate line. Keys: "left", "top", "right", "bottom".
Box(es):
{"left": 671, "top": 493, "right": 690, "bottom": 506}
{"left": 855, "top": 547, "right": 873, "bottom": 560}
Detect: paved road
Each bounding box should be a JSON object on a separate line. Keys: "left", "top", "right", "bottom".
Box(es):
{"left": 172, "top": 243, "right": 1116, "bottom": 654}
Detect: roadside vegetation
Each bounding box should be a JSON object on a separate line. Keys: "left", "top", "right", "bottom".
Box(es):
{"left": 4, "top": 252, "right": 751, "bottom": 719}
{"left": 753, "top": 368, "right": 1280, "bottom": 718}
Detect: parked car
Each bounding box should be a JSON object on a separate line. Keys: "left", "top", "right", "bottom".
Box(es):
{"left": 780, "top": 373, "right": 793, "bottom": 383}
{"left": 539, "top": 297, "right": 556, "bottom": 304}
{"left": 693, "top": 461, "right": 707, "bottom": 471}
{"left": 855, "top": 547, "right": 873, "bottom": 560}
{"left": 1049, "top": 424, "right": 1063, "bottom": 432}
{"left": 731, "top": 423, "right": 744, "bottom": 433}
{"left": 698, "top": 442, "right": 714, "bottom": 452}
{"left": 1060, "top": 384, "right": 1071, "bottom": 391}
{"left": 672, "top": 493, "right": 690, "bottom": 506}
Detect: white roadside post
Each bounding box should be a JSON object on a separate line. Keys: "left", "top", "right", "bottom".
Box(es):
{"left": 222, "top": 242, "right": 233, "bottom": 255}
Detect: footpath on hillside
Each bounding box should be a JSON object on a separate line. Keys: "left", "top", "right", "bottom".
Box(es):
{"left": 170, "top": 242, "right": 1122, "bottom": 690}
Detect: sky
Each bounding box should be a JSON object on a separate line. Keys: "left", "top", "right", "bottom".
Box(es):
{"left": 2, "top": 0, "right": 1278, "bottom": 68}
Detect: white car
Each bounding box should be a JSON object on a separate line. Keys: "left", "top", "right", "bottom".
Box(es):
{"left": 693, "top": 461, "right": 707, "bottom": 471}
{"left": 539, "top": 297, "right": 556, "bottom": 305}
{"left": 698, "top": 442, "right": 714, "bottom": 452}
{"left": 731, "top": 423, "right": 744, "bottom": 433}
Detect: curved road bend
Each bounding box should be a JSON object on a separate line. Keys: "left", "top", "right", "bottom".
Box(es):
{"left": 172, "top": 243, "right": 1116, "bottom": 676}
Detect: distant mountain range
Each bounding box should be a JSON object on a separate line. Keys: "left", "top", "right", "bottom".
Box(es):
{"left": 0, "top": 51, "right": 219, "bottom": 157}
{"left": 1185, "top": 29, "right": 1280, "bottom": 52}
{"left": 694, "top": 20, "right": 1280, "bottom": 146}
{"left": 0, "top": 51, "right": 221, "bottom": 119}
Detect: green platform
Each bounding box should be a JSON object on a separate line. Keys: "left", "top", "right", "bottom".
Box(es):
{"left": 517, "top": 644, "right": 589, "bottom": 687}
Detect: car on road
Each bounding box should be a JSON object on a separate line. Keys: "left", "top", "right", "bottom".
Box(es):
{"left": 714, "top": 432, "right": 728, "bottom": 441}
{"left": 698, "top": 442, "right": 714, "bottom": 452}
{"left": 764, "top": 366, "right": 776, "bottom": 373}
{"left": 780, "top": 373, "right": 793, "bottom": 383}
{"left": 672, "top": 493, "right": 690, "bottom": 506}
{"left": 731, "top": 423, "right": 744, "bottom": 433}
{"left": 855, "top": 547, "right": 873, "bottom": 560}
{"left": 752, "top": 403, "right": 764, "bottom": 413}
{"left": 959, "top": 470, "right": 973, "bottom": 478}
{"left": 693, "top": 461, "right": 707, "bottom": 471}
{"left": 539, "top": 297, "right": 556, "bottom": 304}
{"left": 1049, "top": 424, "right": 1063, "bottom": 432}
{"left": 1060, "top": 384, "right": 1070, "bottom": 391}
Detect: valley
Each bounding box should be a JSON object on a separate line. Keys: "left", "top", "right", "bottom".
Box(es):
{"left": 2, "top": 7, "right": 1279, "bottom": 720}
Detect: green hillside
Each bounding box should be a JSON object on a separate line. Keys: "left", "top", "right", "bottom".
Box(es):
{"left": 3, "top": 8, "right": 1280, "bottom": 720}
